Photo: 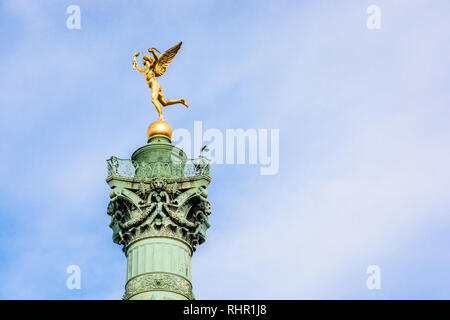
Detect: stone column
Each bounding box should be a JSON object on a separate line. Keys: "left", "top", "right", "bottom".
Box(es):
{"left": 124, "top": 237, "right": 193, "bottom": 300}
{"left": 105, "top": 121, "right": 211, "bottom": 300}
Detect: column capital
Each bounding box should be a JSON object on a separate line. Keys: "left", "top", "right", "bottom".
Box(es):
{"left": 107, "top": 174, "right": 211, "bottom": 252}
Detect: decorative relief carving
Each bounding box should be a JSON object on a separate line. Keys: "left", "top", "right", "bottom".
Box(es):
{"left": 107, "top": 177, "right": 211, "bottom": 251}
{"left": 123, "top": 272, "right": 194, "bottom": 300}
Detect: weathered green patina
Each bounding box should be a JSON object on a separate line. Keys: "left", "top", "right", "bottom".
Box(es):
{"left": 106, "top": 136, "right": 211, "bottom": 300}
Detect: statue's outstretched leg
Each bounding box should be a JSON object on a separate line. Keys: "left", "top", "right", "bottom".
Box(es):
{"left": 159, "top": 93, "right": 189, "bottom": 108}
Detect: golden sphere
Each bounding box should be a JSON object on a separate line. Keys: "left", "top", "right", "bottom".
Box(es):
{"left": 146, "top": 119, "right": 172, "bottom": 140}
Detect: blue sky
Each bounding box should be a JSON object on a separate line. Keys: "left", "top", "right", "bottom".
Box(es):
{"left": 1, "top": 0, "right": 450, "bottom": 299}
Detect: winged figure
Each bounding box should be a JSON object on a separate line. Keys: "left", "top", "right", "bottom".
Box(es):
{"left": 133, "top": 41, "right": 189, "bottom": 121}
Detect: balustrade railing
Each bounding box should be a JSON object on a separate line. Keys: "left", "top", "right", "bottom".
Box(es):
{"left": 106, "top": 156, "right": 210, "bottom": 179}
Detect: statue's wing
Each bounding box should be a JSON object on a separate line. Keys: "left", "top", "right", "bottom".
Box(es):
{"left": 154, "top": 41, "right": 182, "bottom": 77}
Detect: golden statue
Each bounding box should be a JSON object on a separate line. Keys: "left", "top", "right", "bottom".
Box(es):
{"left": 133, "top": 41, "right": 189, "bottom": 122}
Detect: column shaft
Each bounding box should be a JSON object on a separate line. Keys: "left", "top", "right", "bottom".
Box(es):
{"left": 124, "top": 237, "right": 193, "bottom": 300}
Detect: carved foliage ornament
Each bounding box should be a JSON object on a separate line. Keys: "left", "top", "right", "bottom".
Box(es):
{"left": 107, "top": 177, "right": 211, "bottom": 250}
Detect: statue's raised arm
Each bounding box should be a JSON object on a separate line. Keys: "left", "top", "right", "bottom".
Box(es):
{"left": 147, "top": 47, "right": 160, "bottom": 62}
{"left": 132, "top": 52, "right": 146, "bottom": 73}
